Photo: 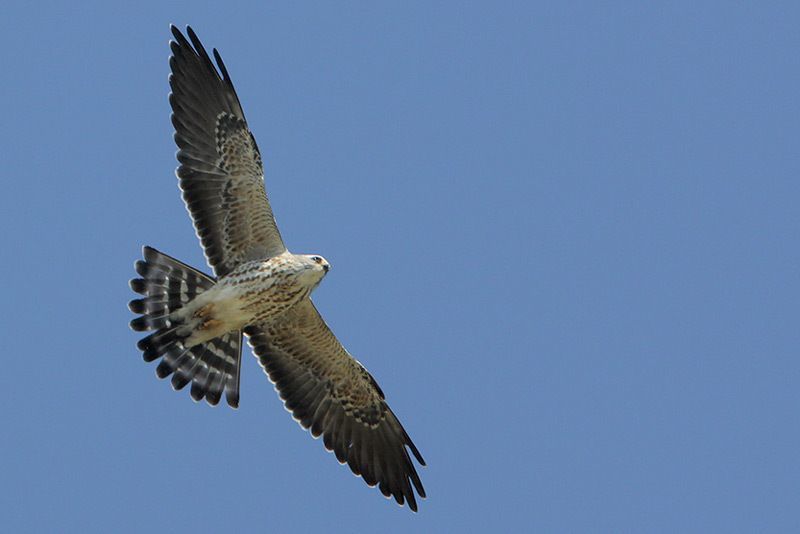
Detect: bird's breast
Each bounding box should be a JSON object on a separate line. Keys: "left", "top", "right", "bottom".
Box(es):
{"left": 219, "top": 261, "right": 311, "bottom": 325}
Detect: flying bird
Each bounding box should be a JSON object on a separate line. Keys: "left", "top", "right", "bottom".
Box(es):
{"left": 129, "top": 25, "right": 425, "bottom": 511}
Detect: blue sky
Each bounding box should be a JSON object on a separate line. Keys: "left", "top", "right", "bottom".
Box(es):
{"left": 1, "top": 1, "right": 798, "bottom": 532}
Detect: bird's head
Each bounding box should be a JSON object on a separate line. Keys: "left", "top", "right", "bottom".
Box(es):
{"left": 296, "top": 254, "right": 330, "bottom": 288}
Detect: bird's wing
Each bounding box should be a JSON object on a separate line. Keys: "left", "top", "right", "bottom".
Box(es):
{"left": 169, "top": 26, "right": 286, "bottom": 277}
{"left": 244, "top": 299, "right": 426, "bottom": 511}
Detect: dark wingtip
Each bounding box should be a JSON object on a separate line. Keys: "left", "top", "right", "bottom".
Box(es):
{"left": 170, "top": 24, "right": 184, "bottom": 42}
{"left": 407, "top": 497, "right": 418, "bottom": 513}
{"left": 213, "top": 48, "right": 232, "bottom": 85}
{"left": 226, "top": 392, "right": 240, "bottom": 409}
{"left": 410, "top": 468, "right": 426, "bottom": 498}
{"left": 404, "top": 430, "right": 426, "bottom": 466}
{"left": 186, "top": 25, "right": 199, "bottom": 45}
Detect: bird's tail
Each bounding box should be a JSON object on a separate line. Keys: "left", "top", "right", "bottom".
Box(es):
{"left": 129, "top": 246, "right": 242, "bottom": 408}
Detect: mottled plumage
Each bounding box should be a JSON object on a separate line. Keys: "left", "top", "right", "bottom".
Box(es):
{"left": 128, "top": 25, "right": 425, "bottom": 512}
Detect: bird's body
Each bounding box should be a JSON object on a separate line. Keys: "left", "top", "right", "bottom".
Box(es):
{"left": 172, "top": 252, "right": 329, "bottom": 346}
{"left": 128, "top": 25, "right": 425, "bottom": 512}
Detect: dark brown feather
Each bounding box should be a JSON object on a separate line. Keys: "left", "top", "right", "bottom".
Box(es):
{"left": 168, "top": 26, "right": 285, "bottom": 277}
{"left": 244, "top": 299, "right": 425, "bottom": 511}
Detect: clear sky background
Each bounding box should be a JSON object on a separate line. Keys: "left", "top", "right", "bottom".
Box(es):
{"left": 1, "top": 1, "right": 798, "bottom": 532}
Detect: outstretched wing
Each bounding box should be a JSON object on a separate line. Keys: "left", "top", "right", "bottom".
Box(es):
{"left": 244, "top": 299, "right": 426, "bottom": 511}
{"left": 169, "top": 25, "right": 285, "bottom": 277}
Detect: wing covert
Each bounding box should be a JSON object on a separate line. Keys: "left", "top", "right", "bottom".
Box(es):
{"left": 169, "top": 25, "right": 285, "bottom": 276}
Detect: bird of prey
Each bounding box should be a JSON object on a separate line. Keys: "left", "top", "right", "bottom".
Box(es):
{"left": 128, "top": 25, "right": 425, "bottom": 511}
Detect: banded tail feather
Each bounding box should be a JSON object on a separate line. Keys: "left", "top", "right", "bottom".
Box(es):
{"left": 129, "top": 246, "right": 242, "bottom": 408}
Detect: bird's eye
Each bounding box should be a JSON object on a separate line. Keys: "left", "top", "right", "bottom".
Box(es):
{"left": 312, "top": 256, "right": 322, "bottom": 264}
